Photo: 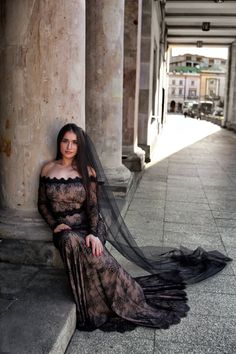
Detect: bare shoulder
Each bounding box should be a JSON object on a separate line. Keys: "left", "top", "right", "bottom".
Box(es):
{"left": 40, "top": 161, "right": 57, "bottom": 177}
{"left": 87, "top": 165, "right": 96, "bottom": 178}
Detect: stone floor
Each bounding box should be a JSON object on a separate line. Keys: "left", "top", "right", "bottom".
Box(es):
{"left": 66, "top": 115, "right": 236, "bottom": 354}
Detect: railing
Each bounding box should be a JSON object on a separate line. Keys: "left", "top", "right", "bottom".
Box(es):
{"left": 187, "top": 96, "right": 199, "bottom": 99}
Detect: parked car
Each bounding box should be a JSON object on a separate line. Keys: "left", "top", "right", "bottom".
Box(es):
{"left": 213, "top": 107, "right": 224, "bottom": 117}
{"left": 198, "top": 101, "right": 213, "bottom": 119}
{"left": 182, "top": 100, "right": 197, "bottom": 115}
{"left": 187, "top": 101, "right": 214, "bottom": 119}
{"left": 188, "top": 103, "right": 200, "bottom": 118}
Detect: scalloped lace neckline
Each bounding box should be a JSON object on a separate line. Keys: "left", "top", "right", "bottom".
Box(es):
{"left": 40, "top": 175, "right": 82, "bottom": 182}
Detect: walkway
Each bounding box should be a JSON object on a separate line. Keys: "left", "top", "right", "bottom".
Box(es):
{"left": 66, "top": 115, "right": 236, "bottom": 354}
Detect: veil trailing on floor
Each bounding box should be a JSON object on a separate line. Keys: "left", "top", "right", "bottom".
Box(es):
{"left": 83, "top": 129, "right": 231, "bottom": 285}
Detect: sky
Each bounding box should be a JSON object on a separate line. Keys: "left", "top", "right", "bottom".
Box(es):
{"left": 171, "top": 46, "right": 228, "bottom": 59}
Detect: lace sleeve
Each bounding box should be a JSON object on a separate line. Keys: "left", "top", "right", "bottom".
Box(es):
{"left": 87, "top": 175, "right": 99, "bottom": 237}
{"left": 37, "top": 176, "right": 59, "bottom": 230}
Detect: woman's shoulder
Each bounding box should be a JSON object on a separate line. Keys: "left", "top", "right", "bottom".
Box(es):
{"left": 40, "top": 160, "right": 58, "bottom": 177}
{"left": 87, "top": 165, "right": 96, "bottom": 178}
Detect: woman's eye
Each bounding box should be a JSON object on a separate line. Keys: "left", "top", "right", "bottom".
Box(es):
{"left": 62, "top": 139, "right": 68, "bottom": 143}
{"left": 73, "top": 141, "right": 78, "bottom": 144}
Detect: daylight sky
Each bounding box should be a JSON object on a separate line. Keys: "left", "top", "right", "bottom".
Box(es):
{"left": 171, "top": 46, "right": 228, "bottom": 59}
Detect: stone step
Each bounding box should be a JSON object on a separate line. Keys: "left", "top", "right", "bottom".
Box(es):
{"left": 0, "top": 262, "right": 76, "bottom": 354}
{"left": 0, "top": 238, "right": 64, "bottom": 268}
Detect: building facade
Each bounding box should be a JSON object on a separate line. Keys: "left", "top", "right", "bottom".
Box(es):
{"left": 168, "top": 54, "right": 226, "bottom": 112}
{"left": 168, "top": 71, "right": 200, "bottom": 112}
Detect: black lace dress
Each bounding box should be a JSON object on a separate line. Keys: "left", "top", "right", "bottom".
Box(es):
{"left": 38, "top": 175, "right": 190, "bottom": 331}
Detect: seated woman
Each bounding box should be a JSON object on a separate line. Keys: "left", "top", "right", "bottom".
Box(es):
{"left": 38, "top": 123, "right": 231, "bottom": 332}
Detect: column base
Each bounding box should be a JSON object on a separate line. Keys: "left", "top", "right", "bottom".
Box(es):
{"left": 225, "top": 121, "right": 236, "bottom": 132}
{"left": 0, "top": 208, "right": 63, "bottom": 268}
{"left": 104, "top": 164, "right": 131, "bottom": 185}
{"left": 122, "top": 146, "right": 146, "bottom": 172}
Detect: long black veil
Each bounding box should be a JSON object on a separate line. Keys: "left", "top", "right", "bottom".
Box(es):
{"left": 83, "top": 130, "right": 232, "bottom": 285}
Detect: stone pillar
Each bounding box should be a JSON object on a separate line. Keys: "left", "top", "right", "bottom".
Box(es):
{"left": 0, "top": 0, "right": 86, "bottom": 254}
{"left": 86, "top": 0, "right": 131, "bottom": 183}
{"left": 0, "top": 0, "right": 85, "bottom": 211}
{"left": 122, "top": 0, "right": 145, "bottom": 171}
{"left": 138, "top": 0, "right": 152, "bottom": 160}
{"left": 225, "top": 42, "right": 236, "bottom": 131}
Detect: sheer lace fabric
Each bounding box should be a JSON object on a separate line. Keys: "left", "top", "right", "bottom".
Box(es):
{"left": 38, "top": 176, "right": 190, "bottom": 331}
{"left": 38, "top": 175, "right": 232, "bottom": 331}
{"left": 38, "top": 176, "right": 99, "bottom": 236}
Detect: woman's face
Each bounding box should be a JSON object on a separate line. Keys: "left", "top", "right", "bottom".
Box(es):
{"left": 60, "top": 131, "right": 78, "bottom": 160}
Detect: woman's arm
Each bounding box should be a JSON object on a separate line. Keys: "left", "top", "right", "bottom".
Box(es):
{"left": 86, "top": 167, "right": 103, "bottom": 256}
{"left": 37, "top": 176, "right": 60, "bottom": 230}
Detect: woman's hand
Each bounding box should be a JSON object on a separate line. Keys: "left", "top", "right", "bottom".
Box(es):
{"left": 85, "top": 234, "right": 103, "bottom": 257}
{"left": 53, "top": 223, "right": 72, "bottom": 233}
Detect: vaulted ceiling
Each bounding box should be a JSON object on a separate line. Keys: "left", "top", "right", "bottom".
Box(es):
{"left": 165, "top": 0, "right": 236, "bottom": 46}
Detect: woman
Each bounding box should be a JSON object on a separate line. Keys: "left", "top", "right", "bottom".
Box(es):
{"left": 38, "top": 123, "right": 231, "bottom": 332}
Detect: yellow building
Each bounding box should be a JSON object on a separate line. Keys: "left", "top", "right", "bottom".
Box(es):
{"left": 200, "top": 69, "right": 226, "bottom": 102}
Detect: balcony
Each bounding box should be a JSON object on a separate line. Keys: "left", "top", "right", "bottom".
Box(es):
{"left": 187, "top": 96, "right": 199, "bottom": 100}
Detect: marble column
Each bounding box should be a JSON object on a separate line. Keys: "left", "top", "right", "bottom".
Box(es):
{"left": 86, "top": 0, "right": 131, "bottom": 183}
{"left": 225, "top": 42, "right": 236, "bottom": 131}
{"left": 122, "top": 0, "right": 145, "bottom": 171}
{"left": 0, "top": 0, "right": 86, "bottom": 257}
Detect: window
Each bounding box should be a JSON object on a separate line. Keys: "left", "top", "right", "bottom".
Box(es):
{"left": 179, "top": 80, "right": 183, "bottom": 86}
{"left": 171, "top": 88, "right": 175, "bottom": 95}
{"left": 172, "top": 80, "right": 176, "bottom": 85}
{"left": 188, "top": 89, "right": 196, "bottom": 97}
{"left": 186, "top": 56, "right": 191, "bottom": 61}
{"left": 191, "top": 81, "right": 195, "bottom": 86}
{"left": 186, "top": 62, "right": 192, "bottom": 67}
{"left": 179, "top": 88, "right": 183, "bottom": 95}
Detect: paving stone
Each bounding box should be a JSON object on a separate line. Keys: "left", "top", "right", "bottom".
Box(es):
{"left": 164, "top": 210, "right": 215, "bottom": 226}
{"left": 212, "top": 210, "right": 236, "bottom": 219}
{"left": 187, "top": 274, "right": 236, "bottom": 295}
{"left": 134, "top": 190, "right": 166, "bottom": 200}
{"left": 205, "top": 190, "right": 236, "bottom": 201}
{"left": 215, "top": 218, "right": 236, "bottom": 228}
{"left": 165, "top": 201, "right": 211, "bottom": 211}
{"left": 0, "top": 263, "right": 39, "bottom": 295}
{"left": 187, "top": 292, "right": 236, "bottom": 317}
{"left": 66, "top": 330, "right": 155, "bottom": 354}
{"left": 166, "top": 188, "right": 207, "bottom": 203}
{"left": 0, "top": 298, "right": 14, "bottom": 314}
{"left": 201, "top": 178, "right": 233, "bottom": 188}
{"left": 209, "top": 200, "right": 236, "bottom": 212}
{"left": 164, "top": 221, "right": 219, "bottom": 236}
{"left": 154, "top": 340, "right": 234, "bottom": 354}
{"left": 154, "top": 314, "right": 236, "bottom": 353}
{"left": 128, "top": 198, "right": 165, "bottom": 212}
{"left": 218, "top": 227, "right": 236, "bottom": 248}
{"left": 163, "top": 231, "right": 222, "bottom": 247}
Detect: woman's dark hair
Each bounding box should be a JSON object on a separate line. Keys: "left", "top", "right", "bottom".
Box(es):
{"left": 56, "top": 123, "right": 95, "bottom": 194}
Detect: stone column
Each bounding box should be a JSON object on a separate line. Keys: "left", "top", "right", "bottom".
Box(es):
{"left": 0, "top": 0, "right": 85, "bottom": 255}
{"left": 86, "top": 0, "right": 131, "bottom": 183}
{"left": 138, "top": 0, "right": 152, "bottom": 160}
{"left": 122, "top": 0, "right": 145, "bottom": 171}
{"left": 225, "top": 42, "right": 236, "bottom": 131}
